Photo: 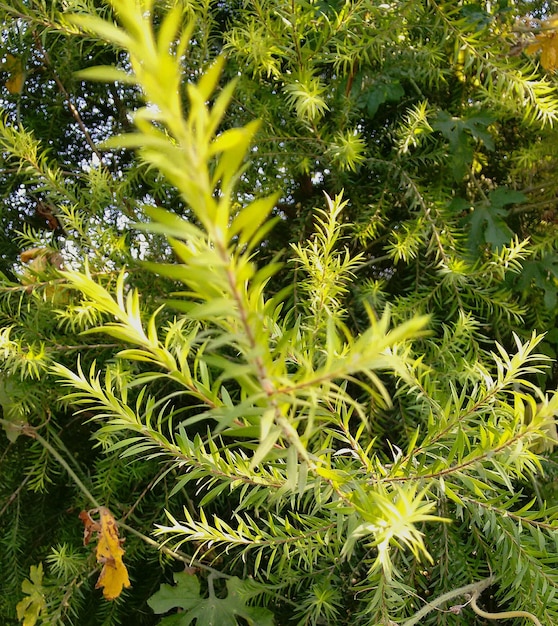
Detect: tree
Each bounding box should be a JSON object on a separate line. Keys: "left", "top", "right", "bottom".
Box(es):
{"left": 2, "top": 0, "right": 558, "bottom": 624}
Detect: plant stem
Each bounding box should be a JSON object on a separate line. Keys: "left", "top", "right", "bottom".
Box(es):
{"left": 402, "top": 576, "right": 542, "bottom": 626}
{"left": 1, "top": 420, "right": 266, "bottom": 584}
{"left": 401, "top": 577, "right": 494, "bottom": 626}
{"left": 470, "top": 588, "right": 543, "bottom": 625}
{"left": 0, "top": 419, "right": 101, "bottom": 508}
{"left": 32, "top": 433, "right": 101, "bottom": 506}
{"left": 117, "top": 520, "right": 231, "bottom": 578}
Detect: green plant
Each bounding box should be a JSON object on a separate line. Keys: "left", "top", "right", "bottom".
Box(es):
{"left": 42, "top": 2, "right": 558, "bottom": 624}
{"left": 3, "top": 1, "right": 558, "bottom": 625}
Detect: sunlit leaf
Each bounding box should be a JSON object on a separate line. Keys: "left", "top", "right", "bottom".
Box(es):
{"left": 15, "top": 564, "right": 46, "bottom": 626}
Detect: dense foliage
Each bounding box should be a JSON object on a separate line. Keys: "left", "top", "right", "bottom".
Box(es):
{"left": 3, "top": 0, "right": 558, "bottom": 624}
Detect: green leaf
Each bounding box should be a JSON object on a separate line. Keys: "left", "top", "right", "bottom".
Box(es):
{"left": 516, "top": 255, "right": 558, "bottom": 310}
{"left": 361, "top": 80, "right": 404, "bottom": 117}
{"left": 433, "top": 111, "right": 495, "bottom": 180}
{"left": 467, "top": 188, "right": 525, "bottom": 251}
{"left": 229, "top": 194, "right": 280, "bottom": 249}
{"left": 16, "top": 563, "right": 47, "bottom": 626}
{"left": 140, "top": 206, "right": 205, "bottom": 241}
{"left": 461, "top": 113, "right": 496, "bottom": 150}
{"left": 148, "top": 572, "right": 274, "bottom": 626}
{"left": 487, "top": 188, "right": 526, "bottom": 209}
{"left": 196, "top": 57, "right": 226, "bottom": 103}
{"left": 0, "top": 377, "right": 26, "bottom": 442}
{"left": 75, "top": 65, "right": 136, "bottom": 84}
{"left": 211, "top": 119, "right": 261, "bottom": 194}
{"left": 69, "top": 14, "right": 131, "bottom": 48}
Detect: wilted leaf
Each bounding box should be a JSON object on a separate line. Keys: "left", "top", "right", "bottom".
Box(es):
{"left": 79, "top": 507, "right": 131, "bottom": 600}
{"left": 4, "top": 53, "right": 25, "bottom": 94}
{"left": 525, "top": 15, "right": 558, "bottom": 70}
{"left": 78, "top": 509, "right": 99, "bottom": 545}
{"left": 20, "top": 247, "right": 49, "bottom": 264}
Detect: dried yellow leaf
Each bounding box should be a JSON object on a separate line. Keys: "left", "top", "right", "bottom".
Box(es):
{"left": 79, "top": 507, "right": 131, "bottom": 600}
{"left": 525, "top": 40, "right": 542, "bottom": 56}
{"left": 525, "top": 30, "right": 558, "bottom": 70}
{"left": 543, "top": 13, "right": 558, "bottom": 30}
{"left": 20, "top": 247, "right": 47, "bottom": 263}
{"left": 4, "top": 53, "right": 25, "bottom": 94}
{"left": 541, "top": 32, "right": 558, "bottom": 70}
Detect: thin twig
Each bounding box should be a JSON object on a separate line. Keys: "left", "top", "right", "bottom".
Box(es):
{"left": 470, "top": 587, "right": 543, "bottom": 625}
{"left": 20, "top": 423, "right": 101, "bottom": 508}
{"left": 33, "top": 33, "right": 104, "bottom": 163}
{"left": 401, "top": 577, "right": 494, "bottom": 626}
{"left": 0, "top": 473, "right": 32, "bottom": 517}
{"left": 0, "top": 419, "right": 239, "bottom": 579}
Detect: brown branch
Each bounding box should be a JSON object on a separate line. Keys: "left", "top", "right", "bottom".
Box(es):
{"left": 0, "top": 473, "right": 32, "bottom": 518}
{"left": 32, "top": 32, "right": 104, "bottom": 163}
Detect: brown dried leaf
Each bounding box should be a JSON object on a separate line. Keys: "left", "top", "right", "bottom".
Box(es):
{"left": 78, "top": 510, "right": 99, "bottom": 546}
{"left": 20, "top": 248, "right": 47, "bottom": 264}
